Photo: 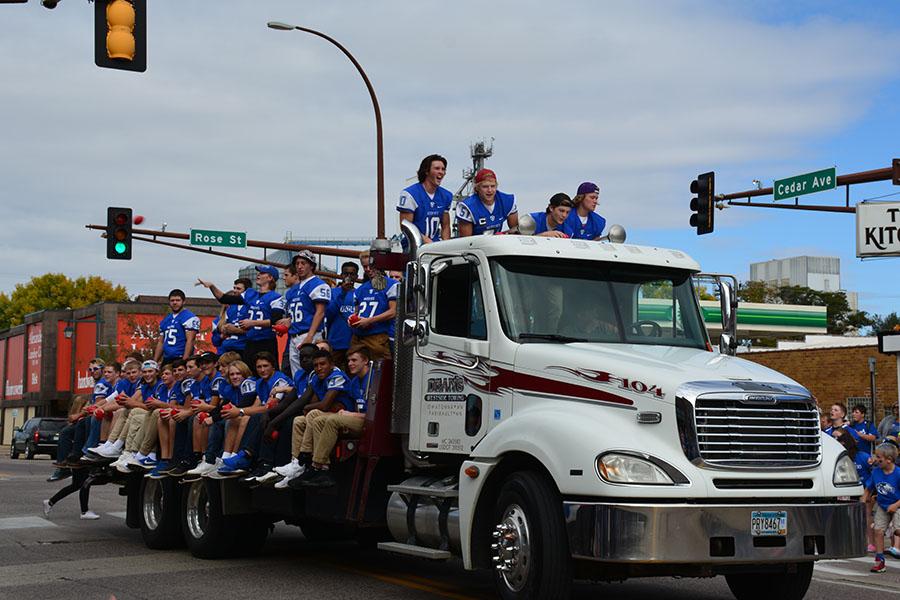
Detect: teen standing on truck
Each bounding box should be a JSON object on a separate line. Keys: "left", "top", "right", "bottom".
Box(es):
{"left": 398, "top": 154, "right": 453, "bottom": 243}
{"left": 456, "top": 168, "right": 518, "bottom": 236}
{"left": 564, "top": 181, "right": 606, "bottom": 240}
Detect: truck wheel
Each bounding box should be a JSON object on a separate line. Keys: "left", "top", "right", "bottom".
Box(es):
{"left": 140, "top": 477, "right": 183, "bottom": 550}
{"left": 299, "top": 518, "right": 346, "bottom": 542}
{"left": 9, "top": 444, "right": 19, "bottom": 459}
{"left": 725, "top": 562, "right": 814, "bottom": 600}
{"left": 491, "top": 471, "right": 572, "bottom": 600}
{"left": 182, "top": 480, "right": 235, "bottom": 559}
{"left": 25, "top": 443, "right": 35, "bottom": 460}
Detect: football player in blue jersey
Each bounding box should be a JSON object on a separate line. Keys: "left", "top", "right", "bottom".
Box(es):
{"left": 198, "top": 268, "right": 285, "bottom": 375}
{"left": 456, "top": 168, "right": 518, "bottom": 237}
{"left": 398, "top": 154, "right": 453, "bottom": 243}
{"left": 154, "top": 289, "right": 201, "bottom": 364}
{"left": 350, "top": 252, "right": 398, "bottom": 361}
{"left": 326, "top": 261, "right": 359, "bottom": 370}
{"left": 564, "top": 181, "right": 607, "bottom": 240}
{"left": 215, "top": 278, "right": 251, "bottom": 356}
{"left": 280, "top": 250, "right": 331, "bottom": 375}
{"left": 529, "top": 192, "right": 574, "bottom": 237}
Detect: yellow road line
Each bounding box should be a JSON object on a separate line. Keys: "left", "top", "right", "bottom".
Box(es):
{"left": 321, "top": 560, "right": 488, "bottom": 600}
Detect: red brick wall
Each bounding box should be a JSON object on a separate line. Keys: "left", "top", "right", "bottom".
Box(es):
{"left": 743, "top": 346, "right": 899, "bottom": 422}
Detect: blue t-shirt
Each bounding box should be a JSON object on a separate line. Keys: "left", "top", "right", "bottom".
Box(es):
{"left": 349, "top": 370, "right": 373, "bottom": 413}
{"left": 456, "top": 191, "right": 517, "bottom": 235}
{"left": 824, "top": 424, "right": 861, "bottom": 444}
{"left": 870, "top": 466, "right": 900, "bottom": 510}
{"left": 211, "top": 317, "right": 222, "bottom": 351}
{"left": 292, "top": 368, "right": 311, "bottom": 396}
{"left": 327, "top": 285, "right": 356, "bottom": 351}
{"left": 113, "top": 378, "right": 137, "bottom": 399}
{"left": 310, "top": 367, "right": 354, "bottom": 412}
{"left": 562, "top": 209, "right": 606, "bottom": 240}
{"left": 243, "top": 289, "right": 285, "bottom": 342}
{"left": 855, "top": 451, "right": 872, "bottom": 488}
{"left": 353, "top": 277, "right": 399, "bottom": 338}
{"left": 138, "top": 380, "right": 158, "bottom": 403}
{"left": 221, "top": 304, "right": 248, "bottom": 352}
{"left": 397, "top": 182, "right": 453, "bottom": 241}
{"left": 220, "top": 378, "right": 258, "bottom": 409}
{"left": 256, "top": 371, "right": 291, "bottom": 403}
{"left": 851, "top": 420, "right": 878, "bottom": 454}
{"left": 285, "top": 276, "right": 331, "bottom": 335}
{"left": 91, "top": 378, "right": 111, "bottom": 404}
{"left": 159, "top": 310, "right": 201, "bottom": 360}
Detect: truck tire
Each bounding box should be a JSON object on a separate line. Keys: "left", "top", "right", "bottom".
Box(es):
{"left": 491, "top": 471, "right": 572, "bottom": 600}
{"left": 725, "top": 562, "right": 814, "bottom": 600}
{"left": 182, "top": 480, "right": 235, "bottom": 559}
{"left": 298, "top": 518, "right": 347, "bottom": 542}
{"left": 25, "top": 442, "right": 35, "bottom": 460}
{"left": 140, "top": 477, "right": 183, "bottom": 550}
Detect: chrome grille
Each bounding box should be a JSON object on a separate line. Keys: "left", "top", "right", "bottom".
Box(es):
{"left": 694, "top": 398, "right": 821, "bottom": 467}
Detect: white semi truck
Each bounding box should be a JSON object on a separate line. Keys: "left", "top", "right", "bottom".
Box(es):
{"left": 125, "top": 221, "right": 865, "bottom": 600}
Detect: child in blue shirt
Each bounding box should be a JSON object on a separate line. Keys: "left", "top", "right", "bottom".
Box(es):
{"left": 868, "top": 442, "right": 900, "bottom": 572}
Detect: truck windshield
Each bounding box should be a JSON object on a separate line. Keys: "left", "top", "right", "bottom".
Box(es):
{"left": 490, "top": 256, "right": 709, "bottom": 350}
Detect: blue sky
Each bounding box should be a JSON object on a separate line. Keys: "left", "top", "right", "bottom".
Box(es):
{"left": 0, "top": 1, "right": 898, "bottom": 317}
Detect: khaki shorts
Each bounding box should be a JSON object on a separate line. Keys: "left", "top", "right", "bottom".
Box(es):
{"left": 874, "top": 504, "right": 900, "bottom": 531}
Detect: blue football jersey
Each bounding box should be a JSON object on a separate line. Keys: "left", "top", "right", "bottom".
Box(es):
{"left": 211, "top": 317, "right": 222, "bottom": 351}
{"left": 219, "top": 378, "right": 258, "bottom": 409}
{"left": 166, "top": 381, "right": 187, "bottom": 406}
{"left": 310, "top": 367, "right": 355, "bottom": 412}
{"left": 244, "top": 290, "right": 285, "bottom": 342}
{"left": 456, "top": 191, "right": 517, "bottom": 235}
{"left": 285, "top": 276, "right": 331, "bottom": 335}
{"left": 221, "top": 304, "right": 248, "bottom": 352}
{"left": 529, "top": 210, "right": 569, "bottom": 236}
{"left": 353, "top": 277, "right": 399, "bottom": 337}
{"left": 256, "top": 371, "right": 291, "bottom": 402}
{"left": 159, "top": 310, "right": 201, "bottom": 360}
{"left": 326, "top": 286, "right": 356, "bottom": 351}
{"left": 562, "top": 209, "right": 606, "bottom": 240}
{"left": 292, "top": 368, "right": 311, "bottom": 396}
{"left": 349, "top": 370, "right": 372, "bottom": 413}
{"left": 397, "top": 183, "right": 453, "bottom": 241}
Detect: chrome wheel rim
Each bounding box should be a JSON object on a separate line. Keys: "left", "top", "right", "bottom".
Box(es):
{"left": 492, "top": 504, "right": 531, "bottom": 592}
{"left": 142, "top": 479, "right": 163, "bottom": 531}
{"left": 186, "top": 481, "right": 209, "bottom": 540}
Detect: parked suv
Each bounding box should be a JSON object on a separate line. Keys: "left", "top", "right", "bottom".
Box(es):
{"left": 10, "top": 417, "right": 67, "bottom": 460}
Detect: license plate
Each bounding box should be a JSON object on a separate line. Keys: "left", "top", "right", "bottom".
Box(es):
{"left": 751, "top": 511, "right": 787, "bottom": 536}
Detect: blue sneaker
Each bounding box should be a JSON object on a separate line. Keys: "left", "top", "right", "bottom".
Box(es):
{"left": 222, "top": 451, "right": 248, "bottom": 469}
{"left": 146, "top": 460, "right": 169, "bottom": 479}
{"left": 139, "top": 456, "right": 157, "bottom": 470}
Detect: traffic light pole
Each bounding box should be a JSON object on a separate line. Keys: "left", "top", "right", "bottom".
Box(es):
{"left": 720, "top": 161, "right": 899, "bottom": 214}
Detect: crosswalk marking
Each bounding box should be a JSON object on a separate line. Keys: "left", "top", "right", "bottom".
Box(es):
{"left": 814, "top": 563, "right": 867, "bottom": 577}
{"left": 0, "top": 516, "right": 56, "bottom": 530}
{"left": 106, "top": 511, "right": 127, "bottom": 519}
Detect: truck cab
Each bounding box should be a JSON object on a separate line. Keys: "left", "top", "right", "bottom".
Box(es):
{"left": 382, "top": 222, "right": 865, "bottom": 599}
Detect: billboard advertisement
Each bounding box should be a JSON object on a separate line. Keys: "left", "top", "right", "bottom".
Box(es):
{"left": 5, "top": 335, "right": 25, "bottom": 400}
{"left": 74, "top": 320, "right": 98, "bottom": 394}
{"left": 116, "top": 313, "right": 217, "bottom": 360}
{"left": 26, "top": 322, "right": 42, "bottom": 393}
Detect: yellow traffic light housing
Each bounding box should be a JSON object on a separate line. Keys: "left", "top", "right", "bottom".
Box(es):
{"left": 94, "top": 0, "right": 146, "bottom": 72}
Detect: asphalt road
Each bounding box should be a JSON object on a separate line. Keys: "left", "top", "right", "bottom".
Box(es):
{"left": 0, "top": 454, "right": 897, "bottom": 600}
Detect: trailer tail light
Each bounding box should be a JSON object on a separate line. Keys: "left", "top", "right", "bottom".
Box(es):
{"left": 33, "top": 430, "right": 40, "bottom": 443}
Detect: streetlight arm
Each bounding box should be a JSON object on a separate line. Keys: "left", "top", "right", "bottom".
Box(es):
{"left": 268, "top": 21, "right": 385, "bottom": 239}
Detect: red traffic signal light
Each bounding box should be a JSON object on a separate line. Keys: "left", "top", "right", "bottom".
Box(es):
{"left": 94, "top": 0, "right": 146, "bottom": 72}
{"left": 106, "top": 207, "right": 133, "bottom": 260}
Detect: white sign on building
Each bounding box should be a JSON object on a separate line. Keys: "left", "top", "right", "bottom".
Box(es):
{"left": 857, "top": 201, "right": 900, "bottom": 258}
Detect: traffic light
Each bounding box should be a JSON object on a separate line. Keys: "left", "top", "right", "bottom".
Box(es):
{"left": 106, "top": 207, "right": 133, "bottom": 260}
{"left": 94, "top": 0, "right": 146, "bottom": 72}
{"left": 690, "top": 171, "right": 715, "bottom": 235}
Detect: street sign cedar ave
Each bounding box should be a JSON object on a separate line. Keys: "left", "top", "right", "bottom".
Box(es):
{"left": 189, "top": 229, "right": 247, "bottom": 248}
{"left": 773, "top": 167, "right": 836, "bottom": 201}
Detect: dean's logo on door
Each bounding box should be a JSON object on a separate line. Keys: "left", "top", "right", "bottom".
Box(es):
{"left": 426, "top": 375, "right": 466, "bottom": 402}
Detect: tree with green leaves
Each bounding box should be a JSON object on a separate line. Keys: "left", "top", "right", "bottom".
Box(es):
{"left": 0, "top": 273, "right": 128, "bottom": 330}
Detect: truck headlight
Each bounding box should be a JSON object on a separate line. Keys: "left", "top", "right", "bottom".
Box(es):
{"left": 597, "top": 452, "right": 688, "bottom": 486}
{"left": 832, "top": 453, "right": 860, "bottom": 487}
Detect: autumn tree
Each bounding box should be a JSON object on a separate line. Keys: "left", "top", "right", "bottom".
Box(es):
{"left": 0, "top": 274, "right": 128, "bottom": 330}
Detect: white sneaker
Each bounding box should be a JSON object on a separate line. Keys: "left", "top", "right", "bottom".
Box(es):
{"left": 275, "top": 459, "right": 301, "bottom": 477}
{"left": 202, "top": 458, "right": 225, "bottom": 478}
{"left": 98, "top": 444, "right": 122, "bottom": 458}
{"left": 42, "top": 499, "right": 52, "bottom": 516}
{"left": 187, "top": 461, "right": 216, "bottom": 476}
{"left": 255, "top": 470, "right": 281, "bottom": 484}
{"left": 274, "top": 465, "right": 305, "bottom": 489}
{"left": 80, "top": 510, "right": 100, "bottom": 520}
{"left": 88, "top": 442, "right": 108, "bottom": 455}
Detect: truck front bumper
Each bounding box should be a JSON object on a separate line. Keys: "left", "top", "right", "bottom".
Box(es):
{"left": 565, "top": 500, "right": 865, "bottom": 564}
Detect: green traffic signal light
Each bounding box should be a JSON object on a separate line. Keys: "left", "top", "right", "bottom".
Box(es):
{"left": 115, "top": 241, "right": 127, "bottom": 254}
{"left": 106, "top": 207, "right": 133, "bottom": 260}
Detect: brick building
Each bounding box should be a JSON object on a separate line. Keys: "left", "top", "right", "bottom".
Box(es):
{"left": 744, "top": 342, "right": 898, "bottom": 423}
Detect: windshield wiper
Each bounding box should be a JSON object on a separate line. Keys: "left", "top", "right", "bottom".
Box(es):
{"left": 518, "top": 333, "right": 589, "bottom": 343}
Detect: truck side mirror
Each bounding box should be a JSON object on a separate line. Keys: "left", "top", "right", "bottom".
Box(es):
{"left": 400, "top": 318, "right": 429, "bottom": 347}
{"left": 718, "top": 276, "right": 738, "bottom": 356}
